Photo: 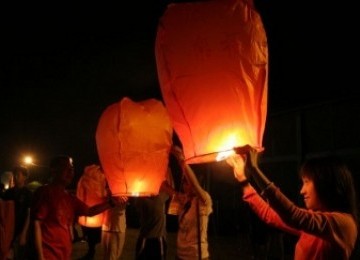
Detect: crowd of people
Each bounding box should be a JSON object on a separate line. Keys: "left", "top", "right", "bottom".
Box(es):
{"left": 0, "top": 145, "right": 359, "bottom": 260}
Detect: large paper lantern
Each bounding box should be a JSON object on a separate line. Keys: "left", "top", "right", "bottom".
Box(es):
{"left": 155, "top": 0, "right": 268, "bottom": 164}
{"left": 77, "top": 164, "right": 106, "bottom": 227}
{"left": 96, "top": 97, "right": 173, "bottom": 196}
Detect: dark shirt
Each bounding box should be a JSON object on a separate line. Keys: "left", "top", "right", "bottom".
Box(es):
{"left": 3, "top": 186, "right": 33, "bottom": 236}
{"left": 134, "top": 191, "right": 169, "bottom": 238}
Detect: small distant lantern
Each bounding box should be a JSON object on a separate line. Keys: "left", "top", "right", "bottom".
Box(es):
{"left": 77, "top": 164, "right": 106, "bottom": 227}
{"left": 1, "top": 171, "right": 13, "bottom": 190}
{"left": 155, "top": 0, "right": 268, "bottom": 164}
{"left": 96, "top": 97, "right": 173, "bottom": 196}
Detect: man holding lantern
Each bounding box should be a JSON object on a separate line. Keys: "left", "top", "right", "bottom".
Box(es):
{"left": 30, "top": 155, "right": 124, "bottom": 260}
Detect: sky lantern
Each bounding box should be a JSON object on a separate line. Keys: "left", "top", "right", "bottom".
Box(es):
{"left": 76, "top": 164, "right": 106, "bottom": 227}
{"left": 155, "top": 0, "right": 268, "bottom": 165}
{"left": 96, "top": 97, "right": 173, "bottom": 196}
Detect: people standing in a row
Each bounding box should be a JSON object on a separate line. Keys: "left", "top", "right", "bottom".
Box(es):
{"left": 227, "top": 145, "right": 358, "bottom": 259}
{"left": 29, "top": 155, "right": 124, "bottom": 260}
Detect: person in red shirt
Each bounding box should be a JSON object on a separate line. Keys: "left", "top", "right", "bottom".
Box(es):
{"left": 227, "top": 146, "right": 358, "bottom": 260}
{"left": 31, "top": 155, "right": 123, "bottom": 260}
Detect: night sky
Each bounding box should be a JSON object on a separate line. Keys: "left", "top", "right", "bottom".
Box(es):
{"left": 1, "top": 1, "right": 359, "bottom": 177}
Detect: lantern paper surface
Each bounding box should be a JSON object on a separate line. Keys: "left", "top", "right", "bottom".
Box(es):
{"left": 96, "top": 97, "right": 173, "bottom": 196}
{"left": 77, "top": 164, "right": 106, "bottom": 227}
{"left": 155, "top": 0, "right": 268, "bottom": 164}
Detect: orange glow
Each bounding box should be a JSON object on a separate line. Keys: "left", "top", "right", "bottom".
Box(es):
{"left": 23, "top": 156, "right": 33, "bottom": 165}
{"left": 96, "top": 97, "right": 173, "bottom": 196}
{"left": 78, "top": 215, "right": 104, "bottom": 228}
{"left": 216, "top": 150, "right": 235, "bottom": 162}
{"left": 156, "top": 0, "right": 267, "bottom": 164}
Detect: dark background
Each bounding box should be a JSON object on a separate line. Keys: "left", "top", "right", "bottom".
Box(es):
{"left": 1, "top": 0, "right": 359, "bottom": 180}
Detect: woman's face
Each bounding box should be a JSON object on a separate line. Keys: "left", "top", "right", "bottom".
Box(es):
{"left": 300, "top": 176, "right": 323, "bottom": 210}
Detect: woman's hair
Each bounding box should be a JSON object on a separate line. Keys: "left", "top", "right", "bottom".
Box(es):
{"left": 299, "top": 156, "right": 358, "bottom": 223}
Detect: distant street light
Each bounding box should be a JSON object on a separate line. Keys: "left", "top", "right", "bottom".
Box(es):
{"left": 23, "top": 155, "right": 34, "bottom": 166}
{"left": 21, "top": 154, "right": 47, "bottom": 184}
{"left": 22, "top": 155, "right": 46, "bottom": 168}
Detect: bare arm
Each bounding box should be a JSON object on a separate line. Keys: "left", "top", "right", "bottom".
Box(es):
{"left": 34, "top": 220, "right": 45, "bottom": 260}
{"left": 172, "top": 146, "right": 208, "bottom": 203}
{"left": 19, "top": 208, "right": 30, "bottom": 245}
{"left": 83, "top": 196, "right": 128, "bottom": 217}
{"left": 183, "top": 163, "right": 208, "bottom": 202}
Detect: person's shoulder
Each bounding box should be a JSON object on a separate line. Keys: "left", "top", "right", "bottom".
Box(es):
{"left": 206, "top": 191, "right": 212, "bottom": 200}
{"left": 326, "top": 211, "right": 357, "bottom": 226}
{"left": 200, "top": 191, "right": 212, "bottom": 205}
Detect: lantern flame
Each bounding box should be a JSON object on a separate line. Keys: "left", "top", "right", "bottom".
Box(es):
{"left": 214, "top": 134, "right": 239, "bottom": 161}
{"left": 132, "top": 180, "right": 143, "bottom": 195}
{"left": 216, "top": 149, "right": 235, "bottom": 161}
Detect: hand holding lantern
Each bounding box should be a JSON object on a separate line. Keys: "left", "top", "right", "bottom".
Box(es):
{"left": 227, "top": 145, "right": 262, "bottom": 183}
{"left": 228, "top": 145, "right": 271, "bottom": 191}
{"left": 226, "top": 154, "right": 247, "bottom": 182}
{"left": 108, "top": 196, "right": 128, "bottom": 208}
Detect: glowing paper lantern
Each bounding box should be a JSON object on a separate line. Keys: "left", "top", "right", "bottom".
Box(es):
{"left": 96, "top": 97, "right": 173, "bottom": 196}
{"left": 77, "top": 164, "right": 106, "bottom": 227}
{"left": 155, "top": 0, "right": 268, "bottom": 164}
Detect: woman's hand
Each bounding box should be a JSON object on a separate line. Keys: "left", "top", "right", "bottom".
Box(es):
{"left": 110, "top": 196, "right": 128, "bottom": 207}
{"left": 246, "top": 147, "right": 260, "bottom": 172}
{"left": 226, "top": 154, "right": 247, "bottom": 182}
{"left": 227, "top": 145, "right": 261, "bottom": 182}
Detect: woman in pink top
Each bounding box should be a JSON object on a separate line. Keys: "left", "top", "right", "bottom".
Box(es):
{"left": 227, "top": 146, "right": 358, "bottom": 260}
